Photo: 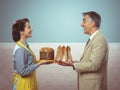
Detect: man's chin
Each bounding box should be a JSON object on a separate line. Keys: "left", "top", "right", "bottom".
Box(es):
{"left": 29, "top": 35, "right": 32, "bottom": 38}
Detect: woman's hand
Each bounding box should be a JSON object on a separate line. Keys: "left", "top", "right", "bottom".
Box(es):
{"left": 38, "top": 60, "right": 54, "bottom": 65}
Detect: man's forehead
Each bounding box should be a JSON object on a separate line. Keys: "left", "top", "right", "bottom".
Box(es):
{"left": 83, "top": 15, "right": 89, "bottom": 20}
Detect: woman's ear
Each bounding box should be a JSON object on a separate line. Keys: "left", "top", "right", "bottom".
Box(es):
{"left": 20, "top": 30, "right": 24, "bottom": 35}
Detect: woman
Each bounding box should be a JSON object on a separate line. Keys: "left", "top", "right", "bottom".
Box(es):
{"left": 12, "top": 18, "right": 46, "bottom": 90}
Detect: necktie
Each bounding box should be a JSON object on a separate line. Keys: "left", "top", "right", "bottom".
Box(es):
{"left": 85, "top": 39, "right": 90, "bottom": 47}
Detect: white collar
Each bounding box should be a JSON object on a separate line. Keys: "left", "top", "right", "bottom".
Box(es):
{"left": 90, "top": 30, "right": 99, "bottom": 40}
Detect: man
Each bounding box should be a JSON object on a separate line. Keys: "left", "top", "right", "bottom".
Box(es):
{"left": 59, "top": 11, "right": 109, "bottom": 90}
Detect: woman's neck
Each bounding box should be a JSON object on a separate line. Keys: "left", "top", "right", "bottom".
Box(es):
{"left": 19, "top": 37, "right": 27, "bottom": 43}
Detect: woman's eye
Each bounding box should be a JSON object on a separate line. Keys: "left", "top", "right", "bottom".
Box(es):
{"left": 28, "top": 26, "right": 31, "bottom": 29}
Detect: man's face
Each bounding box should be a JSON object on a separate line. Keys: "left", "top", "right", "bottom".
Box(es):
{"left": 81, "top": 15, "right": 92, "bottom": 35}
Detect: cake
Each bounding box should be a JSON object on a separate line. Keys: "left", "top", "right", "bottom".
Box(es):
{"left": 40, "top": 47, "right": 54, "bottom": 60}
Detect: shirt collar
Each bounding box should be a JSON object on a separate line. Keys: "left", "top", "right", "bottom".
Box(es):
{"left": 89, "top": 30, "right": 99, "bottom": 40}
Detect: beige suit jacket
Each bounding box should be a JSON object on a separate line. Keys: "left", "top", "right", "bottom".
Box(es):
{"left": 74, "top": 31, "right": 109, "bottom": 90}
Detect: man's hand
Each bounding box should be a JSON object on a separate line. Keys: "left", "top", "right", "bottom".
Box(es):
{"left": 58, "top": 61, "right": 74, "bottom": 67}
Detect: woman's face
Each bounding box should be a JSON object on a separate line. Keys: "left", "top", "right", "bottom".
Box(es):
{"left": 21, "top": 22, "right": 32, "bottom": 38}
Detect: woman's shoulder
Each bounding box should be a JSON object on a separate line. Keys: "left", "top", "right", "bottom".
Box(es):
{"left": 13, "top": 44, "right": 23, "bottom": 55}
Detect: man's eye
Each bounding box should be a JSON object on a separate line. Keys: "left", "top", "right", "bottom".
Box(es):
{"left": 29, "top": 26, "right": 31, "bottom": 29}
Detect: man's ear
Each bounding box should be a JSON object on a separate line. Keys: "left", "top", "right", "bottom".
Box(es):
{"left": 91, "top": 21, "right": 95, "bottom": 27}
{"left": 89, "top": 18, "right": 95, "bottom": 27}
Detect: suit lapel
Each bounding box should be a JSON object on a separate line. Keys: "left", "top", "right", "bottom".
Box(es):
{"left": 85, "top": 31, "right": 101, "bottom": 48}
{"left": 80, "top": 31, "right": 101, "bottom": 61}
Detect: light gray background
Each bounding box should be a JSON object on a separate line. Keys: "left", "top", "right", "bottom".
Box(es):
{"left": 0, "top": 43, "right": 120, "bottom": 90}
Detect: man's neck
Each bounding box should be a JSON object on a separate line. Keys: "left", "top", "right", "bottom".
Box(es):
{"left": 89, "top": 27, "right": 98, "bottom": 35}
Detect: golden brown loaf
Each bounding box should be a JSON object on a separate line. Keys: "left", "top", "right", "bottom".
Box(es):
{"left": 40, "top": 47, "right": 54, "bottom": 60}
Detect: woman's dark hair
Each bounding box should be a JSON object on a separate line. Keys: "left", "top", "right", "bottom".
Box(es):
{"left": 12, "top": 18, "right": 29, "bottom": 42}
{"left": 82, "top": 11, "right": 101, "bottom": 29}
